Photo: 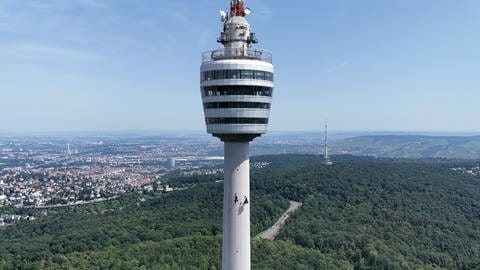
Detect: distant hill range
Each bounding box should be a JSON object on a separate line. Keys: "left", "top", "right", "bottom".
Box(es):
{"left": 333, "top": 135, "right": 480, "bottom": 159}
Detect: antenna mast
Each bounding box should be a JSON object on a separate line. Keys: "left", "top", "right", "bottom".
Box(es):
{"left": 324, "top": 123, "right": 328, "bottom": 159}
{"left": 230, "top": 0, "right": 245, "bottom": 17}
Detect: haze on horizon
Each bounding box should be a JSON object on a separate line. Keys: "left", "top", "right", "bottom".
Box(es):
{"left": 1, "top": 0, "right": 479, "bottom": 133}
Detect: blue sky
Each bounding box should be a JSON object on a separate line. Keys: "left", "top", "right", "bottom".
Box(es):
{"left": 1, "top": 0, "right": 479, "bottom": 133}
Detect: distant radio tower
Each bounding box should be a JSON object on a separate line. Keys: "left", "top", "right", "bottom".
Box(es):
{"left": 323, "top": 122, "right": 333, "bottom": 166}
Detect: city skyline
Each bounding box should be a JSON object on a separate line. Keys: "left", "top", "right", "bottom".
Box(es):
{"left": 1, "top": 0, "right": 480, "bottom": 133}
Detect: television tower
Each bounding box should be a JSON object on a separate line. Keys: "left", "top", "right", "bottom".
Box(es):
{"left": 323, "top": 122, "right": 333, "bottom": 166}
{"left": 200, "top": 0, "right": 274, "bottom": 269}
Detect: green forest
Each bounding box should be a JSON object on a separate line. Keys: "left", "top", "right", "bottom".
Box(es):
{"left": 0, "top": 155, "right": 479, "bottom": 269}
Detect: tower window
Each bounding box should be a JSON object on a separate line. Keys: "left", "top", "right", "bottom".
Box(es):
{"left": 202, "top": 86, "right": 273, "bottom": 97}
{"left": 202, "top": 69, "right": 273, "bottom": 81}
{"left": 204, "top": 102, "right": 270, "bottom": 109}
{"left": 206, "top": 118, "right": 269, "bottom": 124}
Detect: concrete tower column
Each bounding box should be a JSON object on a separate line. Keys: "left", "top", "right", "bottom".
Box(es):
{"left": 222, "top": 141, "right": 250, "bottom": 270}
{"left": 200, "top": 0, "right": 274, "bottom": 268}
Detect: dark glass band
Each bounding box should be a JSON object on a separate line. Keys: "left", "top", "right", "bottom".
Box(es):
{"left": 205, "top": 118, "right": 269, "bottom": 124}
{"left": 204, "top": 102, "right": 270, "bottom": 109}
{"left": 203, "top": 86, "right": 273, "bottom": 97}
{"left": 202, "top": 69, "right": 273, "bottom": 81}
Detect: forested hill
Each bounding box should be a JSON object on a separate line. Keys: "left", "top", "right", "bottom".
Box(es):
{"left": 333, "top": 135, "right": 480, "bottom": 159}
{"left": 254, "top": 155, "right": 480, "bottom": 269}
{"left": 1, "top": 155, "right": 480, "bottom": 269}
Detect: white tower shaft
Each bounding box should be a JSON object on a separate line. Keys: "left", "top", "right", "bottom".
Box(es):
{"left": 223, "top": 142, "right": 251, "bottom": 270}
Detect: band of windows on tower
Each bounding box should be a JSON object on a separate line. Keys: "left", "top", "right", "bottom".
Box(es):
{"left": 202, "top": 69, "right": 273, "bottom": 81}
{"left": 204, "top": 102, "right": 270, "bottom": 109}
{"left": 203, "top": 85, "right": 273, "bottom": 97}
{"left": 205, "top": 117, "right": 269, "bottom": 125}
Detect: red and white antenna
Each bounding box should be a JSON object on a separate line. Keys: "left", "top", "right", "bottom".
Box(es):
{"left": 230, "top": 0, "right": 246, "bottom": 17}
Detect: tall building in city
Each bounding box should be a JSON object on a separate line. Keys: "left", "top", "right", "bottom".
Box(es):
{"left": 200, "top": 1, "right": 274, "bottom": 269}
{"left": 166, "top": 158, "right": 176, "bottom": 169}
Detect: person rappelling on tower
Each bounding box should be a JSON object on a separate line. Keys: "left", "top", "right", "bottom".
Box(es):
{"left": 234, "top": 193, "right": 238, "bottom": 203}
{"left": 243, "top": 196, "right": 249, "bottom": 204}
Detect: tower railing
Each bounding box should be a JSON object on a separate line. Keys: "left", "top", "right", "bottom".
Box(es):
{"left": 202, "top": 48, "right": 272, "bottom": 64}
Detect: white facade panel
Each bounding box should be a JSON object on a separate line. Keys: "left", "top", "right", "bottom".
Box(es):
{"left": 206, "top": 124, "right": 268, "bottom": 134}
{"left": 204, "top": 108, "right": 270, "bottom": 118}
{"left": 201, "top": 59, "right": 274, "bottom": 73}
{"left": 201, "top": 79, "right": 274, "bottom": 88}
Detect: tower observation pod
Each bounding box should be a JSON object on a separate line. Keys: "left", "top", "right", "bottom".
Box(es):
{"left": 200, "top": 0, "right": 274, "bottom": 269}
